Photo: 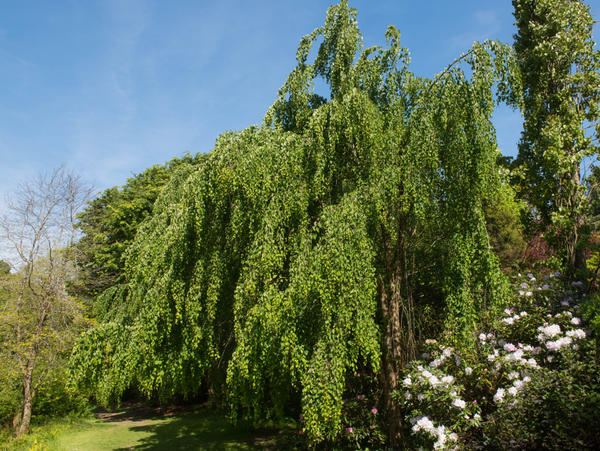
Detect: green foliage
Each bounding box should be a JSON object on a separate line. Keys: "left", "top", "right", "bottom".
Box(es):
{"left": 71, "top": 1, "right": 516, "bottom": 443}
{"left": 0, "top": 260, "right": 10, "bottom": 275}
{"left": 484, "top": 355, "right": 600, "bottom": 449}
{"left": 75, "top": 154, "right": 204, "bottom": 299}
{"left": 582, "top": 290, "right": 600, "bottom": 337}
{"left": 512, "top": 0, "right": 600, "bottom": 272}
{"left": 483, "top": 160, "right": 526, "bottom": 271}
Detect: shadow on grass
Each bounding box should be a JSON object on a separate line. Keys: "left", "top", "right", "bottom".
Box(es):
{"left": 113, "top": 406, "right": 293, "bottom": 450}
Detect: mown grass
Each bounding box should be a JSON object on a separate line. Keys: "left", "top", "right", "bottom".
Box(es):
{"left": 1, "top": 405, "right": 294, "bottom": 450}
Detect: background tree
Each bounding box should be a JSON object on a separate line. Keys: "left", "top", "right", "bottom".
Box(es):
{"left": 0, "top": 167, "right": 92, "bottom": 436}
{"left": 75, "top": 153, "right": 204, "bottom": 305}
{"left": 0, "top": 259, "right": 10, "bottom": 275}
{"left": 512, "top": 0, "right": 600, "bottom": 274}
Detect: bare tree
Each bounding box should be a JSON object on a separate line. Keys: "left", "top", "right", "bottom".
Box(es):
{"left": 0, "top": 167, "right": 93, "bottom": 436}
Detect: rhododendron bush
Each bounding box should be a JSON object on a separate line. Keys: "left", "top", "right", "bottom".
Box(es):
{"left": 398, "top": 273, "right": 600, "bottom": 449}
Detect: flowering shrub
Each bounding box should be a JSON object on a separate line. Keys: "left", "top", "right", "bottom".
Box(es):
{"left": 484, "top": 352, "right": 600, "bottom": 449}
{"left": 396, "top": 272, "right": 599, "bottom": 449}
{"left": 397, "top": 346, "right": 479, "bottom": 449}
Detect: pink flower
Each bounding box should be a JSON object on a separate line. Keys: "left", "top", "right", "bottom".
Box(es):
{"left": 346, "top": 427, "right": 354, "bottom": 433}
{"left": 357, "top": 395, "right": 364, "bottom": 400}
{"left": 371, "top": 407, "right": 378, "bottom": 415}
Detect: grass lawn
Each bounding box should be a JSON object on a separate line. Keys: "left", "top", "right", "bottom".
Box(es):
{"left": 2, "top": 404, "right": 291, "bottom": 450}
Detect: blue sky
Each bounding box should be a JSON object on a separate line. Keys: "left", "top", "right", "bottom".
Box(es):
{"left": 1, "top": 0, "right": 599, "bottom": 201}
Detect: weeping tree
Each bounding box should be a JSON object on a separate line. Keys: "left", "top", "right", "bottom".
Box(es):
{"left": 71, "top": 1, "right": 516, "bottom": 444}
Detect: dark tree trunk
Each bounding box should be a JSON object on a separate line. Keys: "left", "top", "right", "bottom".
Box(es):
{"left": 379, "top": 234, "right": 417, "bottom": 447}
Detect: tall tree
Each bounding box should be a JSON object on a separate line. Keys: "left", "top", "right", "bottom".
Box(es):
{"left": 512, "top": 0, "right": 600, "bottom": 273}
{"left": 0, "top": 167, "right": 92, "bottom": 436}
{"left": 71, "top": 2, "right": 515, "bottom": 444}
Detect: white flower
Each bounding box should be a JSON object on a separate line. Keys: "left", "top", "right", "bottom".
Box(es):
{"left": 504, "top": 343, "right": 517, "bottom": 352}
{"left": 525, "top": 291, "right": 533, "bottom": 297}
{"left": 538, "top": 324, "right": 561, "bottom": 339}
{"left": 520, "top": 311, "right": 528, "bottom": 317}
{"left": 431, "top": 358, "right": 442, "bottom": 368}
{"left": 465, "top": 366, "right": 473, "bottom": 375}
{"left": 442, "top": 348, "right": 453, "bottom": 358}
{"left": 526, "top": 358, "right": 538, "bottom": 368}
{"left": 566, "top": 329, "right": 586, "bottom": 340}
{"left": 527, "top": 273, "right": 536, "bottom": 280}
{"left": 504, "top": 308, "right": 513, "bottom": 315}
{"left": 504, "top": 349, "right": 524, "bottom": 362}
{"left": 502, "top": 317, "right": 515, "bottom": 325}
{"left": 556, "top": 336, "right": 572, "bottom": 348}
{"left": 474, "top": 413, "right": 481, "bottom": 420}
{"left": 403, "top": 377, "right": 412, "bottom": 387}
{"left": 520, "top": 282, "right": 529, "bottom": 289}
{"left": 545, "top": 340, "right": 559, "bottom": 351}
{"left": 479, "top": 333, "right": 487, "bottom": 341}
{"left": 546, "top": 336, "right": 572, "bottom": 351}
{"left": 493, "top": 388, "right": 505, "bottom": 403}
{"left": 428, "top": 375, "right": 440, "bottom": 386}
{"left": 441, "top": 375, "right": 454, "bottom": 385}
{"left": 513, "top": 379, "right": 524, "bottom": 389}
{"left": 508, "top": 386, "right": 518, "bottom": 396}
{"left": 413, "top": 416, "right": 435, "bottom": 434}
{"left": 452, "top": 398, "right": 466, "bottom": 409}
{"left": 508, "top": 371, "right": 519, "bottom": 380}
{"left": 422, "top": 370, "right": 432, "bottom": 378}
{"left": 571, "top": 317, "right": 581, "bottom": 326}
{"left": 405, "top": 390, "right": 412, "bottom": 400}
{"left": 518, "top": 290, "right": 525, "bottom": 296}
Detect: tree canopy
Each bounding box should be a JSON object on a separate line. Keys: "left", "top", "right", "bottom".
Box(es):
{"left": 71, "top": 1, "right": 521, "bottom": 443}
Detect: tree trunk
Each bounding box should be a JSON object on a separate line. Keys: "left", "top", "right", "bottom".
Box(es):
{"left": 16, "top": 365, "right": 34, "bottom": 438}
{"left": 380, "top": 282, "right": 402, "bottom": 445}
{"left": 379, "top": 244, "right": 417, "bottom": 447}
